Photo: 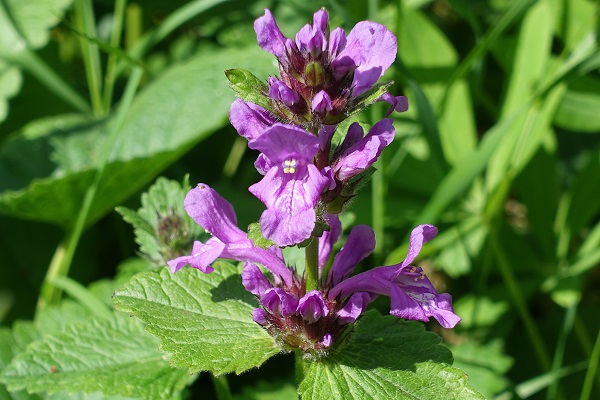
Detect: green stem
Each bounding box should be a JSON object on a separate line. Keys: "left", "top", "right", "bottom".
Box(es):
{"left": 211, "top": 374, "right": 232, "bottom": 400}
{"left": 305, "top": 237, "right": 320, "bottom": 292}
{"left": 102, "top": 0, "right": 127, "bottom": 110}
{"left": 547, "top": 303, "right": 578, "bottom": 400}
{"left": 36, "top": 67, "right": 143, "bottom": 317}
{"left": 74, "top": 0, "right": 104, "bottom": 115}
{"left": 580, "top": 325, "right": 600, "bottom": 400}
{"left": 490, "top": 229, "right": 551, "bottom": 371}
{"left": 295, "top": 350, "right": 307, "bottom": 386}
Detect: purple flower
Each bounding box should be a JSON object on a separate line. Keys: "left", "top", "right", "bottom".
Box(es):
{"left": 242, "top": 262, "right": 272, "bottom": 297}
{"left": 252, "top": 8, "right": 403, "bottom": 124}
{"left": 328, "top": 224, "right": 461, "bottom": 329}
{"left": 311, "top": 90, "right": 333, "bottom": 115}
{"left": 330, "top": 21, "right": 398, "bottom": 95}
{"left": 318, "top": 213, "right": 342, "bottom": 269}
{"left": 297, "top": 290, "right": 329, "bottom": 323}
{"left": 332, "top": 118, "right": 395, "bottom": 181}
{"left": 268, "top": 77, "right": 301, "bottom": 107}
{"left": 229, "top": 99, "right": 278, "bottom": 142}
{"left": 327, "top": 224, "right": 376, "bottom": 286}
{"left": 379, "top": 93, "right": 409, "bottom": 116}
{"left": 248, "top": 123, "right": 331, "bottom": 246}
{"left": 261, "top": 288, "right": 299, "bottom": 317}
{"left": 167, "top": 184, "right": 293, "bottom": 286}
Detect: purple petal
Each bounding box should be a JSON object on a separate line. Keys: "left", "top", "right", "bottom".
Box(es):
{"left": 318, "top": 124, "right": 336, "bottom": 151}
{"left": 379, "top": 93, "right": 408, "bottom": 116}
{"left": 333, "top": 21, "right": 397, "bottom": 95}
{"left": 167, "top": 255, "right": 194, "bottom": 273}
{"left": 254, "top": 153, "right": 273, "bottom": 175}
{"left": 295, "top": 9, "right": 328, "bottom": 57}
{"left": 391, "top": 269, "right": 461, "bottom": 328}
{"left": 183, "top": 184, "right": 293, "bottom": 286}
{"left": 321, "top": 166, "right": 336, "bottom": 190}
{"left": 313, "top": 8, "right": 329, "bottom": 32}
{"left": 184, "top": 184, "right": 244, "bottom": 243}
{"left": 389, "top": 284, "right": 429, "bottom": 322}
{"left": 167, "top": 238, "right": 226, "bottom": 274}
{"left": 328, "top": 225, "right": 375, "bottom": 285}
{"left": 333, "top": 118, "right": 395, "bottom": 180}
{"left": 296, "top": 25, "right": 326, "bottom": 57}
{"left": 261, "top": 288, "right": 299, "bottom": 317}
{"left": 338, "top": 122, "right": 365, "bottom": 153}
{"left": 242, "top": 262, "right": 272, "bottom": 296}
{"left": 297, "top": 290, "right": 329, "bottom": 323}
{"left": 319, "top": 213, "right": 342, "bottom": 270}
{"left": 229, "top": 99, "right": 277, "bottom": 142}
{"left": 268, "top": 77, "right": 300, "bottom": 106}
{"left": 328, "top": 266, "right": 396, "bottom": 300}
{"left": 249, "top": 123, "right": 319, "bottom": 163}
{"left": 320, "top": 333, "right": 332, "bottom": 348}
{"left": 352, "top": 67, "right": 383, "bottom": 95}
{"left": 250, "top": 164, "right": 329, "bottom": 246}
{"left": 311, "top": 90, "right": 333, "bottom": 114}
{"left": 253, "top": 308, "right": 269, "bottom": 325}
{"left": 219, "top": 241, "right": 292, "bottom": 287}
{"left": 336, "top": 292, "right": 372, "bottom": 323}
{"left": 396, "top": 224, "right": 438, "bottom": 273}
{"left": 254, "top": 9, "right": 287, "bottom": 58}
{"left": 328, "top": 27, "right": 347, "bottom": 60}
{"left": 430, "top": 293, "right": 462, "bottom": 328}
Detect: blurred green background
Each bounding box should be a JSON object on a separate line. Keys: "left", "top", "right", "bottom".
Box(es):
{"left": 1, "top": 0, "right": 599, "bottom": 398}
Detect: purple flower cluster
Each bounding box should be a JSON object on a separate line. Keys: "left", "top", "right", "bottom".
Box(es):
{"left": 169, "top": 186, "right": 459, "bottom": 354}
{"left": 169, "top": 8, "right": 460, "bottom": 356}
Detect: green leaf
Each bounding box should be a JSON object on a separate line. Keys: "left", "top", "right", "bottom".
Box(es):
{"left": 0, "top": 0, "right": 75, "bottom": 123}
{"left": 554, "top": 75, "right": 600, "bottom": 133}
{"left": 247, "top": 223, "right": 276, "bottom": 249}
{"left": 117, "top": 176, "right": 202, "bottom": 267}
{"left": 398, "top": 5, "right": 476, "bottom": 167}
{"left": 0, "top": 46, "right": 272, "bottom": 227}
{"left": 450, "top": 340, "right": 513, "bottom": 399}
{"left": 113, "top": 262, "right": 281, "bottom": 375}
{"left": 0, "top": 325, "right": 42, "bottom": 400}
{"left": 486, "top": 0, "right": 557, "bottom": 190}
{"left": 0, "top": 0, "right": 72, "bottom": 53}
{"left": 299, "top": 311, "right": 484, "bottom": 399}
{"left": 0, "top": 63, "right": 21, "bottom": 122}
{"left": 225, "top": 68, "right": 271, "bottom": 111}
{"left": 0, "top": 314, "right": 189, "bottom": 399}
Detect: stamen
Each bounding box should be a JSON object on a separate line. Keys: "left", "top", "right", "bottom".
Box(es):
{"left": 283, "top": 159, "right": 298, "bottom": 174}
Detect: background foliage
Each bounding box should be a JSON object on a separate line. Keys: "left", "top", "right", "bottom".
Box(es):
{"left": 0, "top": 0, "right": 599, "bottom": 398}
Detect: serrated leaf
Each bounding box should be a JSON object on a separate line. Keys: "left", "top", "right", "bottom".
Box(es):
{"left": 299, "top": 311, "right": 483, "bottom": 399}
{"left": 226, "top": 68, "right": 272, "bottom": 111}
{"left": 0, "top": 326, "right": 42, "bottom": 400}
{"left": 0, "top": 314, "right": 189, "bottom": 400}
{"left": 117, "top": 177, "right": 201, "bottom": 267}
{"left": 247, "top": 223, "right": 276, "bottom": 249}
{"left": 0, "top": 46, "right": 272, "bottom": 226}
{"left": 113, "top": 262, "right": 281, "bottom": 375}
